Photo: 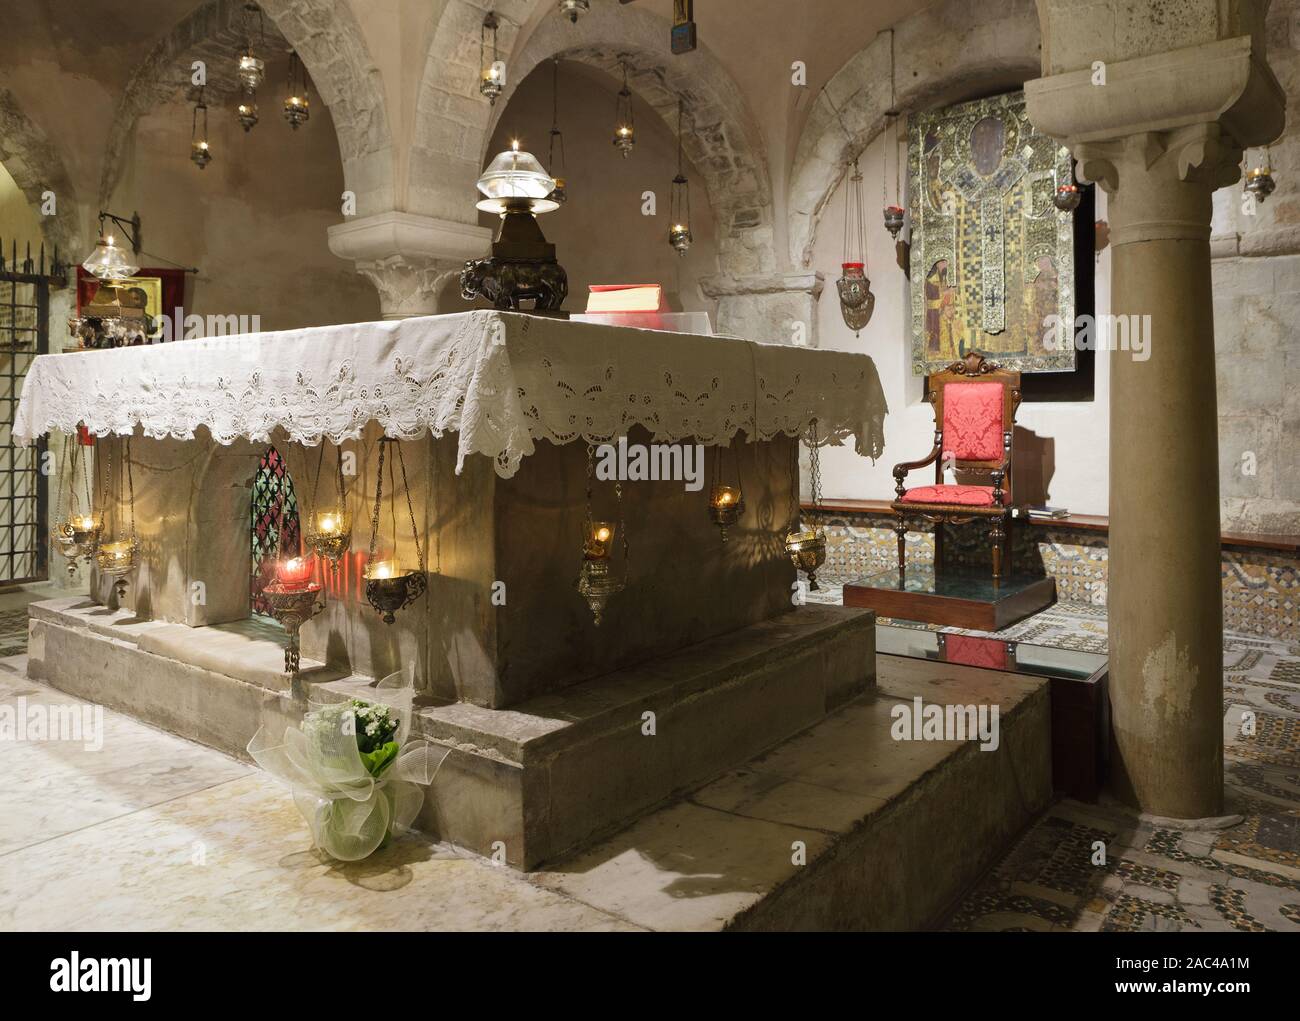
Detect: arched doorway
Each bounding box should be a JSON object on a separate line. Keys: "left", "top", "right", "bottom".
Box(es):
{"left": 249, "top": 445, "right": 300, "bottom": 615}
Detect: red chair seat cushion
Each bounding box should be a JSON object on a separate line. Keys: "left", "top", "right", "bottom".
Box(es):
{"left": 900, "top": 484, "right": 1003, "bottom": 506}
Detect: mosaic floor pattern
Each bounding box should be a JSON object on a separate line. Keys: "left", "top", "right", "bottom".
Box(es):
{"left": 811, "top": 591, "right": 1300, "bottom": 931}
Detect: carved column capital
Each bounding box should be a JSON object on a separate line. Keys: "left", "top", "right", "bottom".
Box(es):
{"left": 353, "top": 255, "right": 466, "bottom": 320}
{"left": 328, "top": 211, "right": 491, "bottom": 319}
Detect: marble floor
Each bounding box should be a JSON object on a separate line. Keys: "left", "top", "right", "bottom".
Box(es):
{"left": 4, "top": 587, "right": 1297, "bottom": 931}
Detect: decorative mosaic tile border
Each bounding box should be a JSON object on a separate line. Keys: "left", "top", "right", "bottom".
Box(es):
{"left": 816, "top": 511, "right": 1299, "bottom": 640}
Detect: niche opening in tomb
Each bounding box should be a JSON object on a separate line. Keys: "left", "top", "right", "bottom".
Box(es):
{"left": 250, "top": 446, "right": 301, "bottom": 616}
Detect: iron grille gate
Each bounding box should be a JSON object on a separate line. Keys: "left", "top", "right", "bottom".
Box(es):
{"left": 0, "top": 240, "right": 56, "bottom": 585}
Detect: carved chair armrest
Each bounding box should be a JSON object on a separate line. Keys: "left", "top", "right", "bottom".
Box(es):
{"left": 991, "top": 453, "right": 1013, "bottom": 507}
{"left": 892, "top": 436, "right": 942, "bottom": 499}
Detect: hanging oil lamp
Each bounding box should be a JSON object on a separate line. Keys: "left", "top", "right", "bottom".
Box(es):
{"left": 1053, "top": 181, "right": 1081, "bottom": 211}
{"left": 547, "top": 59, "right": 568, "bottom": 204}
{"left": 93, "top": 437, "right": 139, "bottom": 601}
{"left": 263, "top": 552, "right": 325, "bottom": 677}
{"left": 1244, "top": 147, "right": 1276, "bottom": 203}
{"left": 53, "top": 436, "right": 102, "bottom": 576}
{"left": 880, "top": 31, "right": 905, "bottom": 239}
{"left": 480, "top": 12, "right": 503, "bottom": 105}
{"left": 577, "top": 447, "right": 626, "bottom": 626}
{"left": 707, "top": 444, "right": 744, "bottom": 543}
{"left": 837, "top": 158, "right": 875, "bottom": 336}
{"left": 785, "top": 421, "right": 828, "bottom": 591}
{"left": 669, "top": 99, "right": 693, "bottom": 255}
{"left": 190, "top": 87, "right": 212, "bottom": 169}
{"left": 303, "top": 444, "right": 352, "bottom": 571}
{"left": 364, "top": 438, "right": 427, "bottom": 624}
{"left": 558, "top": 0, "right": 589, "bottom": 22}
{"left": 237, "top": 2, "right": 266, "bottom": 91}
{"left": 613, "top": 60, "right": 635, "bottom": 157}
{"left": 237, "top": 93, "right": 259, "bottom": 133}
{"left": 283, "top": 51, "right": 310, "bottom": 129}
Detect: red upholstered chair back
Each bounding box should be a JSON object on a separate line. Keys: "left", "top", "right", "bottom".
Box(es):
{"left": 941, "top": 381, "right": 1004, "bottom": 461}
{"left": 925, "top": 351, "right": 1021, "bottom": 479}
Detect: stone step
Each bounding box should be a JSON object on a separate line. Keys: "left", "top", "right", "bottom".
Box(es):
{"left": 524, "top": 654, "right": 1052, "bottom": 930}
{"left": 318, "top": 603, "right": 878, "bottom": 868}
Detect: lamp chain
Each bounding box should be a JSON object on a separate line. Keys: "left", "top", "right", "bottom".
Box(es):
{"left": 368, "top": 437, "right": 385, "bottom": 561}
{"left": 394, "top": 440, "right": 424, "bottom": 573}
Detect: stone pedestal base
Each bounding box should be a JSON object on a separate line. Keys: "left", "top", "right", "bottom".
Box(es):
{"left": 27, "top": 597, "right": 875, "bottom": 870}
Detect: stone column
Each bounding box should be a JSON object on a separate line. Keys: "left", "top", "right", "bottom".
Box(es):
{"left": 1027, "top": 9, "right": 1284, "bottom": 819}
{"left": 328, "top": 211, "right": 491, "bottom": 319}
{"left": 699, "top": 271, "right": 825, "bottom": 346}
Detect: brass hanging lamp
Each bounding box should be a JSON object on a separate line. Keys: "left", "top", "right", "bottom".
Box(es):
{"left": 190, "top": 87, "right": 212, "bottom": 169}
{"left": 283, "top": 51, "right": 310, "bottom": 129}
{"left": 577, "top": 445, "right": 627, "bottom": 626}
{"left": 837, "top": 157, "right": 875, "bottom": 336}
{"left": 547, "top": 58, "right": 568, "bottom": 204}
{"left": 785, "top": 421, "right": 828, "bottom": 591}
{"left": 881, "top": 30, "right": 905, "bottom": 239}
{"left": 707, "top": 442, "right": 745, "bottom": 543}
{"left": 364, "top": 438, "right": 427, "bottom": 624}
{"left": 1244, "top": 146, "right": 1276, "bottom": 203}
{"left": 613, "top": 59, "right": 635, "bottom": 157}
{"left": 53, "top": 435, "right": 102, "bottom": 576}
{"left": 669, "top": 98, "right": 693, "bottom": 255}
{"left": 303, "top": 443, "right": 352, "bottom": 571}
{"left": 94, "top": 437, "right": 139, "bottom": 601}
{"left": 480, "top": 12, "right": 503, "bottom": 105}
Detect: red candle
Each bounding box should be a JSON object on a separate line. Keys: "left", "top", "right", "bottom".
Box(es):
{"left": 276, "top": 556, "right": 315, "bottom": 590}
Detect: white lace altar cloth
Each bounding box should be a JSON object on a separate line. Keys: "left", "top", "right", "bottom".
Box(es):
{"left": 13, "top": 310, "right": 888, "bottom": 478}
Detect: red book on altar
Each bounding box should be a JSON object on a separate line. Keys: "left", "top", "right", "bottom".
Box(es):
{"left": 582, "top": 284, "right": 667, "bottom": 330}
{"left": 586, "top": 284, "right": 663, "bottom": 314}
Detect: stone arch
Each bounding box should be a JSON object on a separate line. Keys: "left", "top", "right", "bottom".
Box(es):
{"left": 415, "top": 0, "right": 775, "bottom": 275}
{"left": 787, "top": 0, "right": 1041, "bottom": 268}
{"left": 99, "top": 0, "right": 393, "bottom": 215}
{"left": 0, "top": 86, "right": 81, "bottom": 254}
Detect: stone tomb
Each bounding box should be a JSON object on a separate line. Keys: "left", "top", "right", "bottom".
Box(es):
{"left": 21, "top": 312, "right": 885, "bottom": 868}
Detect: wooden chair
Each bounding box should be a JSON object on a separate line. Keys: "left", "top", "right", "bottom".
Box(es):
{"left": 891, "top": 351, "right": 1021, "bottom": 580}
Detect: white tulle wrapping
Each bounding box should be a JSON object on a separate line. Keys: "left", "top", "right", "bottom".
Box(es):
{"left": 247, "top": 666, "right": 449, "bottom": 861}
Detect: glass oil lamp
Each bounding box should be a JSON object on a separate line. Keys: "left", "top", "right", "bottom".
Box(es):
{"left": 56, "top": 510, "right": 103, "bottom": 576}
{"left": 1245, "top": 150, "right": 1276, "bottom": 203}
{"left": 274, "top": 554, "right": 316, "bottom": 591}
{"left": 283, "top": 51, "right": 310, "bottom": 129}
{"left": 82, "top": 232, "right": 139, "bottom": 282}
{"left": 96, "top": 538, "right": 140, "bottom": 600}
{"left": 584, "top": 520, "right": 616, "bottom": 561}
{"left": 94, "top": 437, "right": 140, "bottom": 601}
{"left": 883, "top": 204, "right": 906, "bottom": 237}
{"left": 363, "top": 439, "right": 427, "bottom": 625}
{"left": 1053, "top": 182, "right": 1081, "bottom": 212}
{"left": 237, "top": 94, "right": 259, "bottom": 133}
{"left": 784, "top": 526, "right": 827, "bottom": 591}
{"left": 480, "top": 12, "right": 503, "bottom": 105}
{"left": 263, "top": 563, "right": 325, "bottom": 677}
{"left": 613, "top": 60, "right": 635, "bottom": 157}
{"left": 837, "top": 159, "right": 875, "bottom": 336}
{"left": 577, "top": 449, "right": 626, "bottom": 627}
{"left": 238, "top": 54, "right": 265, "bottom": 92}
{"left": 708, "top": 484, "right": 744, "bottom": 542}
{"left": 304, "top": 445, "right": 352, "bottom": 571}
{"left": 237, "top": 3, "right": 266, "bottom": 90}
{"left": 191, "top": 88, "right": 212, "bottom": 170}
{"left": 305, "top": 508, "right": 351, "bottom": 570}
{"left": 668, "top": 100, "right": 692, "bottom": 254}
{"left": 785, "top": 422, "right": 828, "bottom": 592}
{"left": 558, "top": 0, "right": 589, "bottom": 22}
